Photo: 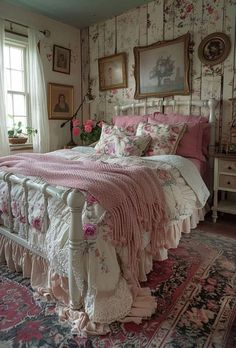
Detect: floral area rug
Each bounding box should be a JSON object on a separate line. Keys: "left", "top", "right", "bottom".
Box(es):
{"left": 0, "top": 230, "right": 236, "bottom": 348}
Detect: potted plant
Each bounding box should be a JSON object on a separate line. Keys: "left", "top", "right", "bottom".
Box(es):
{"left": 8, "top": 122, "right": 38, "bottom": 144}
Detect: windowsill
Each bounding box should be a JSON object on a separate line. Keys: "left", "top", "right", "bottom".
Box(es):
{"left": 10, "top": 143, "right": 33, "bottom": 153}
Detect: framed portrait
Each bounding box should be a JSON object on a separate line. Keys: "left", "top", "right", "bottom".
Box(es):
{"left": 48, "top": 83, "right": 74, "bottom": 120}
{"left": 98, "top": 53, "right": 127, "bottom": 91}
{"left": 53, "top": 45, "right": 71, "bottom": 74}
{"left": 198, "top": 32, "right": 231, "bottom": 66}
{"left": 133, "top": 33, "right": 190, "bottom": 99}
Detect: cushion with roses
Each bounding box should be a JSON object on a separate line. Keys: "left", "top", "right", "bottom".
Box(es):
{"left": 136, "top": 122, "right": 187, "bottom": 156}
{"left": 95, "top": 123, "right": 151, "bottom": 157}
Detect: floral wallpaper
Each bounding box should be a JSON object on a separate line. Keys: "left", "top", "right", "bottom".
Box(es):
{"left": 81, "top": 0, "right": 236, "bottom": 144}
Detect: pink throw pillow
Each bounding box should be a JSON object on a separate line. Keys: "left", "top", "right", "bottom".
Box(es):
{"left": 148, "top": 112, "right": 209, "bottom": 161}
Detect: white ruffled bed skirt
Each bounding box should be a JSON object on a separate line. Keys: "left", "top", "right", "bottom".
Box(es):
{"left": 0, "top": 208, "right": 205, "bottom": 335}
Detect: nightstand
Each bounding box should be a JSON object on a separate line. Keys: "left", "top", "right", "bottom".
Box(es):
{"left": 212, "top": 154, "right": 236, "bottom": 222}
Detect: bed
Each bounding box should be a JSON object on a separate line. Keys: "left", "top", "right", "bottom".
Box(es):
{"left": 0, "top": 98, "right": 217, "bottom": 335}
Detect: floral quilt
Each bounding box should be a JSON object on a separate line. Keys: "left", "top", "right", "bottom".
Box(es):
{"left": 0, "top": 150, "right": 209, "bottom": 324}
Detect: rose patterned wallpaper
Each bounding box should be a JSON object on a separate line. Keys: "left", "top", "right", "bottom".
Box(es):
{"left": 81, "top": 0, "right": 236, "bottom": 144}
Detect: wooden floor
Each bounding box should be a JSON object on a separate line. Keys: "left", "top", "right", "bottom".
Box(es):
{"left": 197, "top": 212, "right": 236, "bottom": 239}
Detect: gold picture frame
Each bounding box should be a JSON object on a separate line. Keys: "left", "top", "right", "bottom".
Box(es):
{"left": 198, "top": 32, "right": 231, "bottom": 66}
{"left": 48, "top": 83, "right": 74, "bottom": 120}
{"left": 53, "top": 45, "right": 71, "bottom": 74}
{"left": 98, "top": 53, "right": 127, "bottom": 91}
{"left": 133, "top": 33, "right": 190, "bottom": 99}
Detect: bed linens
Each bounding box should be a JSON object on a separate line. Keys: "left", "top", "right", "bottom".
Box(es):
{"left": 0, "top": 150, "right": 209, "bottom": 331}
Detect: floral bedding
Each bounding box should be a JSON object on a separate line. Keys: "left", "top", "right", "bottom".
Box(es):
{"left": 0, "top": 149, "right": 209, "bottom": 325}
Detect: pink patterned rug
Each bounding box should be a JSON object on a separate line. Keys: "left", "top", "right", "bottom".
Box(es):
{"left": 0, "top": 230, "right": 236, "bottom": 347}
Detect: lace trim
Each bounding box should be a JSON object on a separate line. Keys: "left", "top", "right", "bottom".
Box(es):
{"left": 86, "top": 277, "right": 133, "bottom": 324}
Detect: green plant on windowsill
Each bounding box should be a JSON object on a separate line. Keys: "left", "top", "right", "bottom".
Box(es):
{"left": 8, "top": 122, "right": 38, "bottom": 144}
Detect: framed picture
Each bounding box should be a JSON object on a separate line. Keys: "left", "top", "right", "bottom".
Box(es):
{"left": 133, "top": 33, "right": 190, "bottom": 99}
{"left": 48, "top": 83, "right": 74, "bottom": 120}
{"left": 98, "top": 53, "right": 127, "bottom": 91}
{"left": 198, "top": 32, "right": 231, "bottom": 66}
{"left": 53, "top": 45, "right": 71, "bottom": 74}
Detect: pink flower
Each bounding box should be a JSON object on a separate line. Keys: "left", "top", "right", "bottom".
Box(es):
{"left": 97, "top": 121, "right": 103, "bottom": 128}
{"left": 83, "top": 223, "right": 97, "bottom": 239}
{"left": 84, "top": 120, "right": 94, "bottom": 126}
{"left": 73, "top": 127, "right": 80, "bottom": 136}
{"left": 86, "top": 193, "right": 97, "bottom": 205}
{"left": 32, "top": 218, "right": 42, "bottom": 231}
{"left": 84, "top": 124, "right": 93, "bottom": 133}
{"left": 72, "top": 119, "right": 80, "bottom": 127}
{"left": 186, "top": 4, "right": 193, "bottom": 12}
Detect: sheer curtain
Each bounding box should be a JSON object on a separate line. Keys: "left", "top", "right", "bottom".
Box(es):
{"left": 28, "top": 28, "right": 50, "bottom": 153}
{"left": 0, "top": 19, "right": 10, "bottom": 156}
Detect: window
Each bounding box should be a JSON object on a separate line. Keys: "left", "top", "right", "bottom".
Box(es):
{"left": 4, "top": 39, "right": 30, "bottom": 136}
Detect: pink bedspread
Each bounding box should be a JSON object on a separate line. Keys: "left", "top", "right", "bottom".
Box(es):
{"left": 0, "top": 153, "right": 168, "bottom": 282}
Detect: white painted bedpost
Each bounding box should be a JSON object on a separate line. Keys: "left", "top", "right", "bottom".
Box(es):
{"left": 67, "top": 189, "right": 85, "bottom": 310}
{"left": 208, "top": 98, "right": 217, "bottom": 193}
{"left": 208, "top": 98, "right": 217, "bottom": 156}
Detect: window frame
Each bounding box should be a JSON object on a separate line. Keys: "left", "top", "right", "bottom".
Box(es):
{"left": 4, "top": 36, "right": 32, "bottom": 142}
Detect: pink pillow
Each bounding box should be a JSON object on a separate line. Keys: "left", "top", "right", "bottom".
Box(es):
{"left": 112, "top": 115, "right": 149, "bottom": 134}
{"left": 149, "top": 112, "right": 208, "bottom": 125}
{"left": 148, "top": 112, "right": 209, "bottom": 161}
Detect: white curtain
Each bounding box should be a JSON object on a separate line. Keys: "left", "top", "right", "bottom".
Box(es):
{"left": 0, "top": 19, "right": 10, "bottom": 156}
{"left": 28, "top": 28, "right": 50, "bottom": 153}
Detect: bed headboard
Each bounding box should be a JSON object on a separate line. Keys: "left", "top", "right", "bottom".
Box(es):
{"left": 114, "top": 98, "right": 217, "bottom": 155}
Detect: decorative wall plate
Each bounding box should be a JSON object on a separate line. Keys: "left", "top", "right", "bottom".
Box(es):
{"left": 198, "top": 32, "right": 231, "bottom": 66}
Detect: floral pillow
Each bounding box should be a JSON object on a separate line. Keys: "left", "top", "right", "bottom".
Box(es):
{"left": 136, "top": 122, "right": 187, "bottom": 156}
{"left": 95, "top": 123, "right": 151, "bottom": 157}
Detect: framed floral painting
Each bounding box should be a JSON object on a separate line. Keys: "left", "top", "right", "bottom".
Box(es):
{"left": 133, "top": 33, "right": 190, "bottom": 99}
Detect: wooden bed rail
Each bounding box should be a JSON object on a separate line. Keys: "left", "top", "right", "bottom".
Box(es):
{"left": 0, "top": 171, "right": 85, "bottom": 310}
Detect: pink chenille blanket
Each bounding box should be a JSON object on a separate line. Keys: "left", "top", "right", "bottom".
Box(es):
{"left": 0, "top": 153, "right": 168, "bottom": 282}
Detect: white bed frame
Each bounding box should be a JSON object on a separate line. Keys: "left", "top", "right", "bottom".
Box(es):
{"left": 0, "top": 98, "right": 217, "bottom": 312}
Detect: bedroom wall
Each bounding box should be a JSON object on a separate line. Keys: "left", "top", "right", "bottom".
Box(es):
{"left": 0, "top": 1, "right": 81, "bottom": 151}
{"left": 81, "top": 0, "right": 236, "bottom": 145}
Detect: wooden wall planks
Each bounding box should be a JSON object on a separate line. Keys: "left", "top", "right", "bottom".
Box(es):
{"left": 81, "top": 0, "right": 236, "bottom": 144}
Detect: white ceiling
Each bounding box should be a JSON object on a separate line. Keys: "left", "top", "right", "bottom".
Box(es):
{"left": 5, "top": 0, "right": 152, "bottom": 28}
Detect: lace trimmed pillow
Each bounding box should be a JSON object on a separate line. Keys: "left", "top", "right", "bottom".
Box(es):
{"left": 95, "top": 123, "right": 151, "bottom": 157}
{"left": 136, "top": 122, "right": 187, "bottom": 156}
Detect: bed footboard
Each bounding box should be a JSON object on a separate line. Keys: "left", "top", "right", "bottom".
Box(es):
{"left": 0, "top": 171, "right": 85, "bottom": 310}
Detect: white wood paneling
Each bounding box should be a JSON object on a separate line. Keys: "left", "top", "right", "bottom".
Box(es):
{"left": 81, "top": 0, "right": 236, "bottom": 143}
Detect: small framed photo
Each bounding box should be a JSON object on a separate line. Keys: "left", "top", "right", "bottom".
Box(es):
{"left": 133, "top": 33, "right": 190, "bottom": 99}
{"left": 53, "top": 45, "right": 71, "bottom": 74}
{"left": 198, "top": 32, "right": 231, "bottom": 66}
{"left": 98, "top": 53, "right": 127, "bottom": 91}
{"left": 48, "top": 83, "right": 74, "bottom": 120}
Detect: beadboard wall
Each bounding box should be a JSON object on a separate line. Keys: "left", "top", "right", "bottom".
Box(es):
{"left": 81, "top": 0, "right": 236, "bottom": 144}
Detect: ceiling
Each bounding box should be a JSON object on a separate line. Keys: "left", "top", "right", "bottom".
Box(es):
{"left": 5, "top": 0, "right": 151, "bottom": 29}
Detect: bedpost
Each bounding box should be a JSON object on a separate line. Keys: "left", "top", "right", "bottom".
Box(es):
{"left": 208, "top": 98, "right": 217, "bottom": 156}
{"left": 208, "top": 98, "right": 217, "bottom": 193}
{"left": 67, "top": 189, "right": 85, "bottom": 310}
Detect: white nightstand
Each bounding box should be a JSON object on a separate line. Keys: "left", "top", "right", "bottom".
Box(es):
{"left": 212, "top": 154, "right": 236, "bottom": 222}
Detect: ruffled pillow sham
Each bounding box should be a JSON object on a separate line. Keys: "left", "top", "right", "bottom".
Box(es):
{"left": 136, "top": 122, "right": 187, "bottom": 156}
{"left": 95, "top": 123, "right": 151, "bottom": 157}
